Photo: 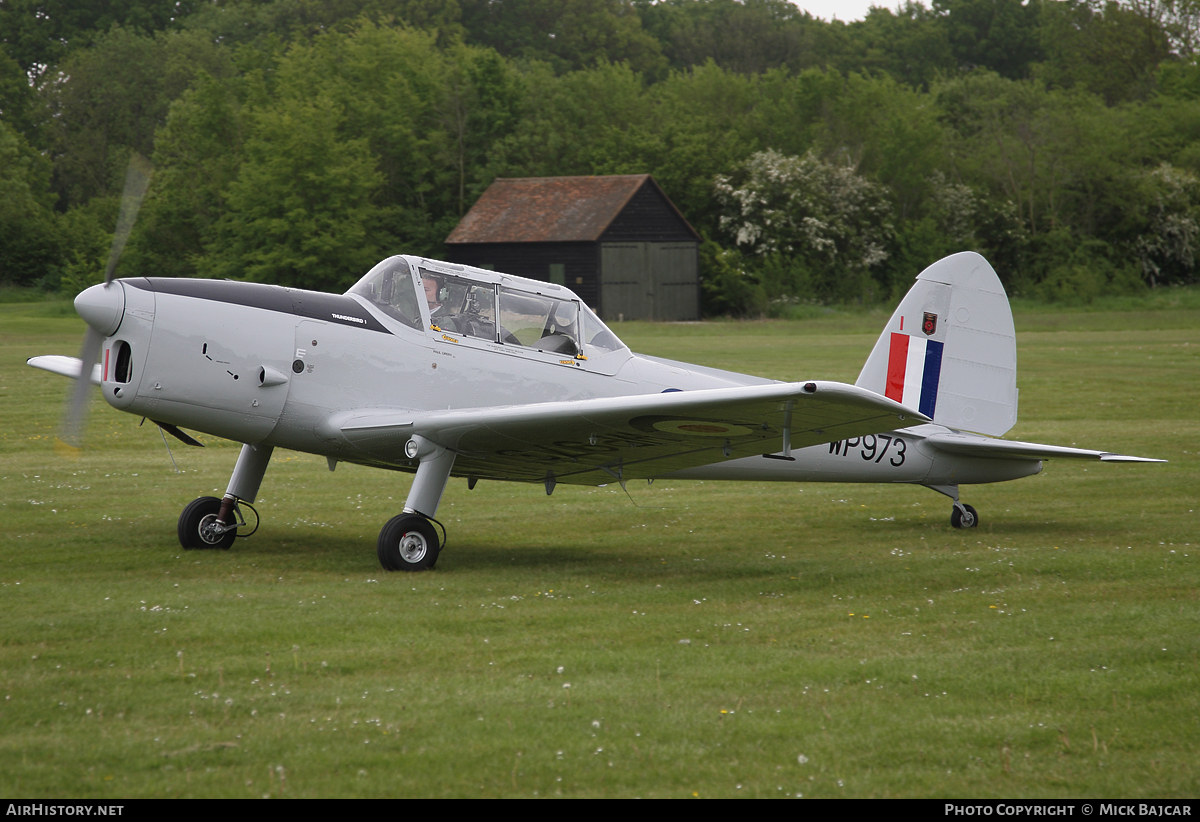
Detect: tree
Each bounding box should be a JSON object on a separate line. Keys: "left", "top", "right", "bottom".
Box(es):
{"left": 178, "top": 0, "right": 467, "bottom": 49}
{"left": 1133, "top": 162, "right": 1200, "bottom": 284}
{"left": 937, "top": 72, "right": 1101, "bottom": 237}
{"left": 0, "top": 119, "right": 61, "bottom": 285}
{"left": 715, "top": 148, "right": 895, "bottom": 301}
{"left": 932, "top": 0, "right": 1043, "bottom": 79}
{"left": 0, "top": 46, "right": 42, "bottom": 145}
{"left": 123, "top": 72, "right": 246, "bottom": 280}
{"left": 0, "top": 0, "right": 200, "bottom": 79}
{"left": 41, "top": 26, "right": 231, "bottom": 208}
{"left": 636, "top": 0, "right": 838, "bottom": 76}
{"left": 200, "top": 95, "right": 387, "bottom": 290}
{"left": 839, "top": 3, "right": 954, "bottom": 90}
{"left": 1037, "top": 0, "right": 1173, "bottom": 104}
{"left": 459, "top": 0, "right": 664, "bottom": 74}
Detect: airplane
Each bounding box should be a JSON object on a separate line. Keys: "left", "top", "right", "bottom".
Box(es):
{"left": 28, "top": 245, "right": 1163, "bottom": 572}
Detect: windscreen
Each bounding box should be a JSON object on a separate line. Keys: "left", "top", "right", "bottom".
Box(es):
{"left": 348, "top": 259, "right": 422, "bottom": 330}
{"left": 581, "top": 305, "right": 625, "bottom": 353}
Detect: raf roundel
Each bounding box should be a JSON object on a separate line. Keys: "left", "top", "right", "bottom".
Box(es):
{"left": 651, "top": 420, "right": 755, "bottom": 437}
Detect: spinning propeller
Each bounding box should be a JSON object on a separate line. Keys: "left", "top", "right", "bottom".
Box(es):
{"left": 59, "top": 153, "right": 153, "bottom": 452}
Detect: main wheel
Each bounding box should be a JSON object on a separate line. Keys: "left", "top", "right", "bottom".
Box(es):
{"left": 178, "top": 496, "right": 236, "bottom": 550}
{"left": 951, "top": 504, "right": 979, "bottom": 529}
{"left": 377, "top": 514, "right": 439, "bottom": 571}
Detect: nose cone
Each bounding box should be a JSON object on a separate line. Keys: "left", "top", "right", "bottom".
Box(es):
{"left": 75, "top": 282, "right": 125, "bottom": 336}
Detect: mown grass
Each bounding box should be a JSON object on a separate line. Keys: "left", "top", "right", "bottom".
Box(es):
{"left": 1, "top": 301, "right": 1197, "bottom": 798}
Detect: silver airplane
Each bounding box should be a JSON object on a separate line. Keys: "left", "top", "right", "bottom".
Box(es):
{"left": 30, "top": 250, "right": 1162, "bottom": 571}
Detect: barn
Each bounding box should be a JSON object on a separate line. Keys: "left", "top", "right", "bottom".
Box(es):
{"left": 444, "top": 174, "right": 701, "bottom": 321}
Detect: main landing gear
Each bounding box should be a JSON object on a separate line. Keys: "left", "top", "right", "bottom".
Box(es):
{"left": 375, "top": 435, "right": 456, "bottom": 572}
{"left": 176, "top": 435, "right": 457, "bottom": 571}
{"left": 925, "top": 483, "right": 980, "bottom": 529}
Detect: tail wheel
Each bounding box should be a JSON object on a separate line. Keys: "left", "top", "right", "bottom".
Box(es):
{"left": 179, "top": 496, "right": 236, "bottom": 550}
{"left": 377, "top": 514, "right": 440, "bottom": 571}
{"left": 951, "top": 504, "right": 979, "bottom": 529}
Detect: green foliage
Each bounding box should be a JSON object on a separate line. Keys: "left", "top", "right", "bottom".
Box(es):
{"left": 932, "top": 0, "right": 1043, "bottom": 80}
{"left": 123, "top": 73, "right": 245, "bottom": 280}
{"left": 836, "top": 3, "right": 953, "bottom": 90}
{"left": 53, "top": 195, "right": 121, "bottom": 295}
{"left": 1035, "top": 237, "right": 1145, "bottom": 303}
{"left": 0, "top": 120, "right": 61, "bottom": 287}
{"left": 1037, "top": 0, "right": 1172, "bottom": 104}
{"left": 40, "top": 26, "right": 232, "bottom": 208}
{"left": 0, "top": 0, "right": 202, "bottom": 78}
{"left": 1131, "top": 162, "right": 1200, "bottom": 286}
{"left": 715, "top": 148, "right": 894, "bottom": 302}
{"left": 6, "top": 0, "right": 1200, "bottom": 308}
{"left": 459, "top": 0, "right": 664, "bottom": 75}
{"left": 200, "top": 96, "right": 386, "bottom": 290}
{"left": 697, "top": 237, "right": 765, "bottom": 316}
{"left": 637, "top": 0, "right": 835, "bottom": 77}
{"left": 0, "top": 47, "right": 42, "bottom": 145}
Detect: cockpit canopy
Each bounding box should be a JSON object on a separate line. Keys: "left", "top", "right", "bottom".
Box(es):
{"left": 348, "top": 256, "right": 627, "bottom": 356}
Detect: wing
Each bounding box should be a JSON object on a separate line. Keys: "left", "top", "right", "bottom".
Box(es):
{"left": 320, "top": 381, "right": 929, "bottom": 485}
{"left": 922, "top": 432, "right": 1165, "bottom": 462}
{"left": 27, "top": 355, "right": 101, "bottom": 385}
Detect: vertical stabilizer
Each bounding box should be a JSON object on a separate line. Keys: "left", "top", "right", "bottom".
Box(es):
{"left": 856, "top": 252, "right": 1017, "bottom": 437}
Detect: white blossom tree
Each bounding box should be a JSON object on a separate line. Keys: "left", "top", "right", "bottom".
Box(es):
{"left": 714, "top": 148, "right": 895, "bottom": 301}
{"left": 1135, "top": 162, "right": 1200, "bottom": 286}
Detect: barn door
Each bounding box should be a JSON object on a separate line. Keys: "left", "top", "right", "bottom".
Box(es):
{"left": 648, "top": 242, "right": 699, "bottom": 321}
{"left": 600, "top": 242, "right": 650, "bottom": 321}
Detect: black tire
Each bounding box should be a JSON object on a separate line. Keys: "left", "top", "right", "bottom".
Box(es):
{"left": 377, "top": 514, "right": 439, "bottom": 571}
{"left": 178, "top": 496, "right": 236, "bottom": 550}
{"left": 951, "top": 504, "right": 979, "bottom": 529}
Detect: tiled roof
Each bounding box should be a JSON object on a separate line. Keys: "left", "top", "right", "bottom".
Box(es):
{"left": 446, "top": 175, "right": 666, "bottom": 243}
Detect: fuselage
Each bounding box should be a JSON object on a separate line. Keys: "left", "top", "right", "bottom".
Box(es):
{"left": 80, "top": 255, "right": 1040, "bottom": 488}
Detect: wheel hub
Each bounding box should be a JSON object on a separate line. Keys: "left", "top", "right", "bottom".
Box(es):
{"left": 398, "top": 531, "right": 427, "bottom": 563}
{"left": 198, "top": 513, "right": 229, "bottom": 545}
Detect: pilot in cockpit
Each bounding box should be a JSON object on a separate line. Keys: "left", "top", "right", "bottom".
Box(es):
{"left": 422, "top": 274, "right": 446, "bottom": 322}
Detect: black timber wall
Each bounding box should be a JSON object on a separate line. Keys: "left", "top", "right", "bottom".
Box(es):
{"left": 600, "top": 183, "right": 697, "bottom": 243}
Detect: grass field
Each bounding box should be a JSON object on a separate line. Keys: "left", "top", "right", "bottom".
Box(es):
{"left": 1, "top": 298, "right": 1197, "bottom": 798}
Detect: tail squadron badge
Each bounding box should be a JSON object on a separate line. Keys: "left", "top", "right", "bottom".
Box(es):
{"left": 922, "top": 311, "right": 938, "bottom": 336}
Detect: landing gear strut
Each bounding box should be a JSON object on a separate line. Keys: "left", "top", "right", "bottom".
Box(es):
{"left": 377, "top": 435, "right": 455, "bottom": 572}
{"left": 177, "top": 442, "right": 273, "bottom": 551}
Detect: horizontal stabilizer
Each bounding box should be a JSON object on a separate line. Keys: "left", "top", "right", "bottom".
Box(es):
{"left": 27, "top": 355, "right": 101, "bottom": 385}
{"left": 923, "top": 432, "right": 1165, "bottom": 462}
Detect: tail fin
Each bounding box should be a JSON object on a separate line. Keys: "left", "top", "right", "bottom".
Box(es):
{"left": 856, "top": 252, "right": 1016, "bottom": 437}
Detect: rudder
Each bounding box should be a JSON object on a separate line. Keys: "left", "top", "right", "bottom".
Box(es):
{"left": 856, "top": 252, "right": 1017, "bottom": 437}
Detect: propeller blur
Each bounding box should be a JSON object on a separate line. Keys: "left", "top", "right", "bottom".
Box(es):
{"left": 58, "top": 154, "right": 152, "bottom": 451}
